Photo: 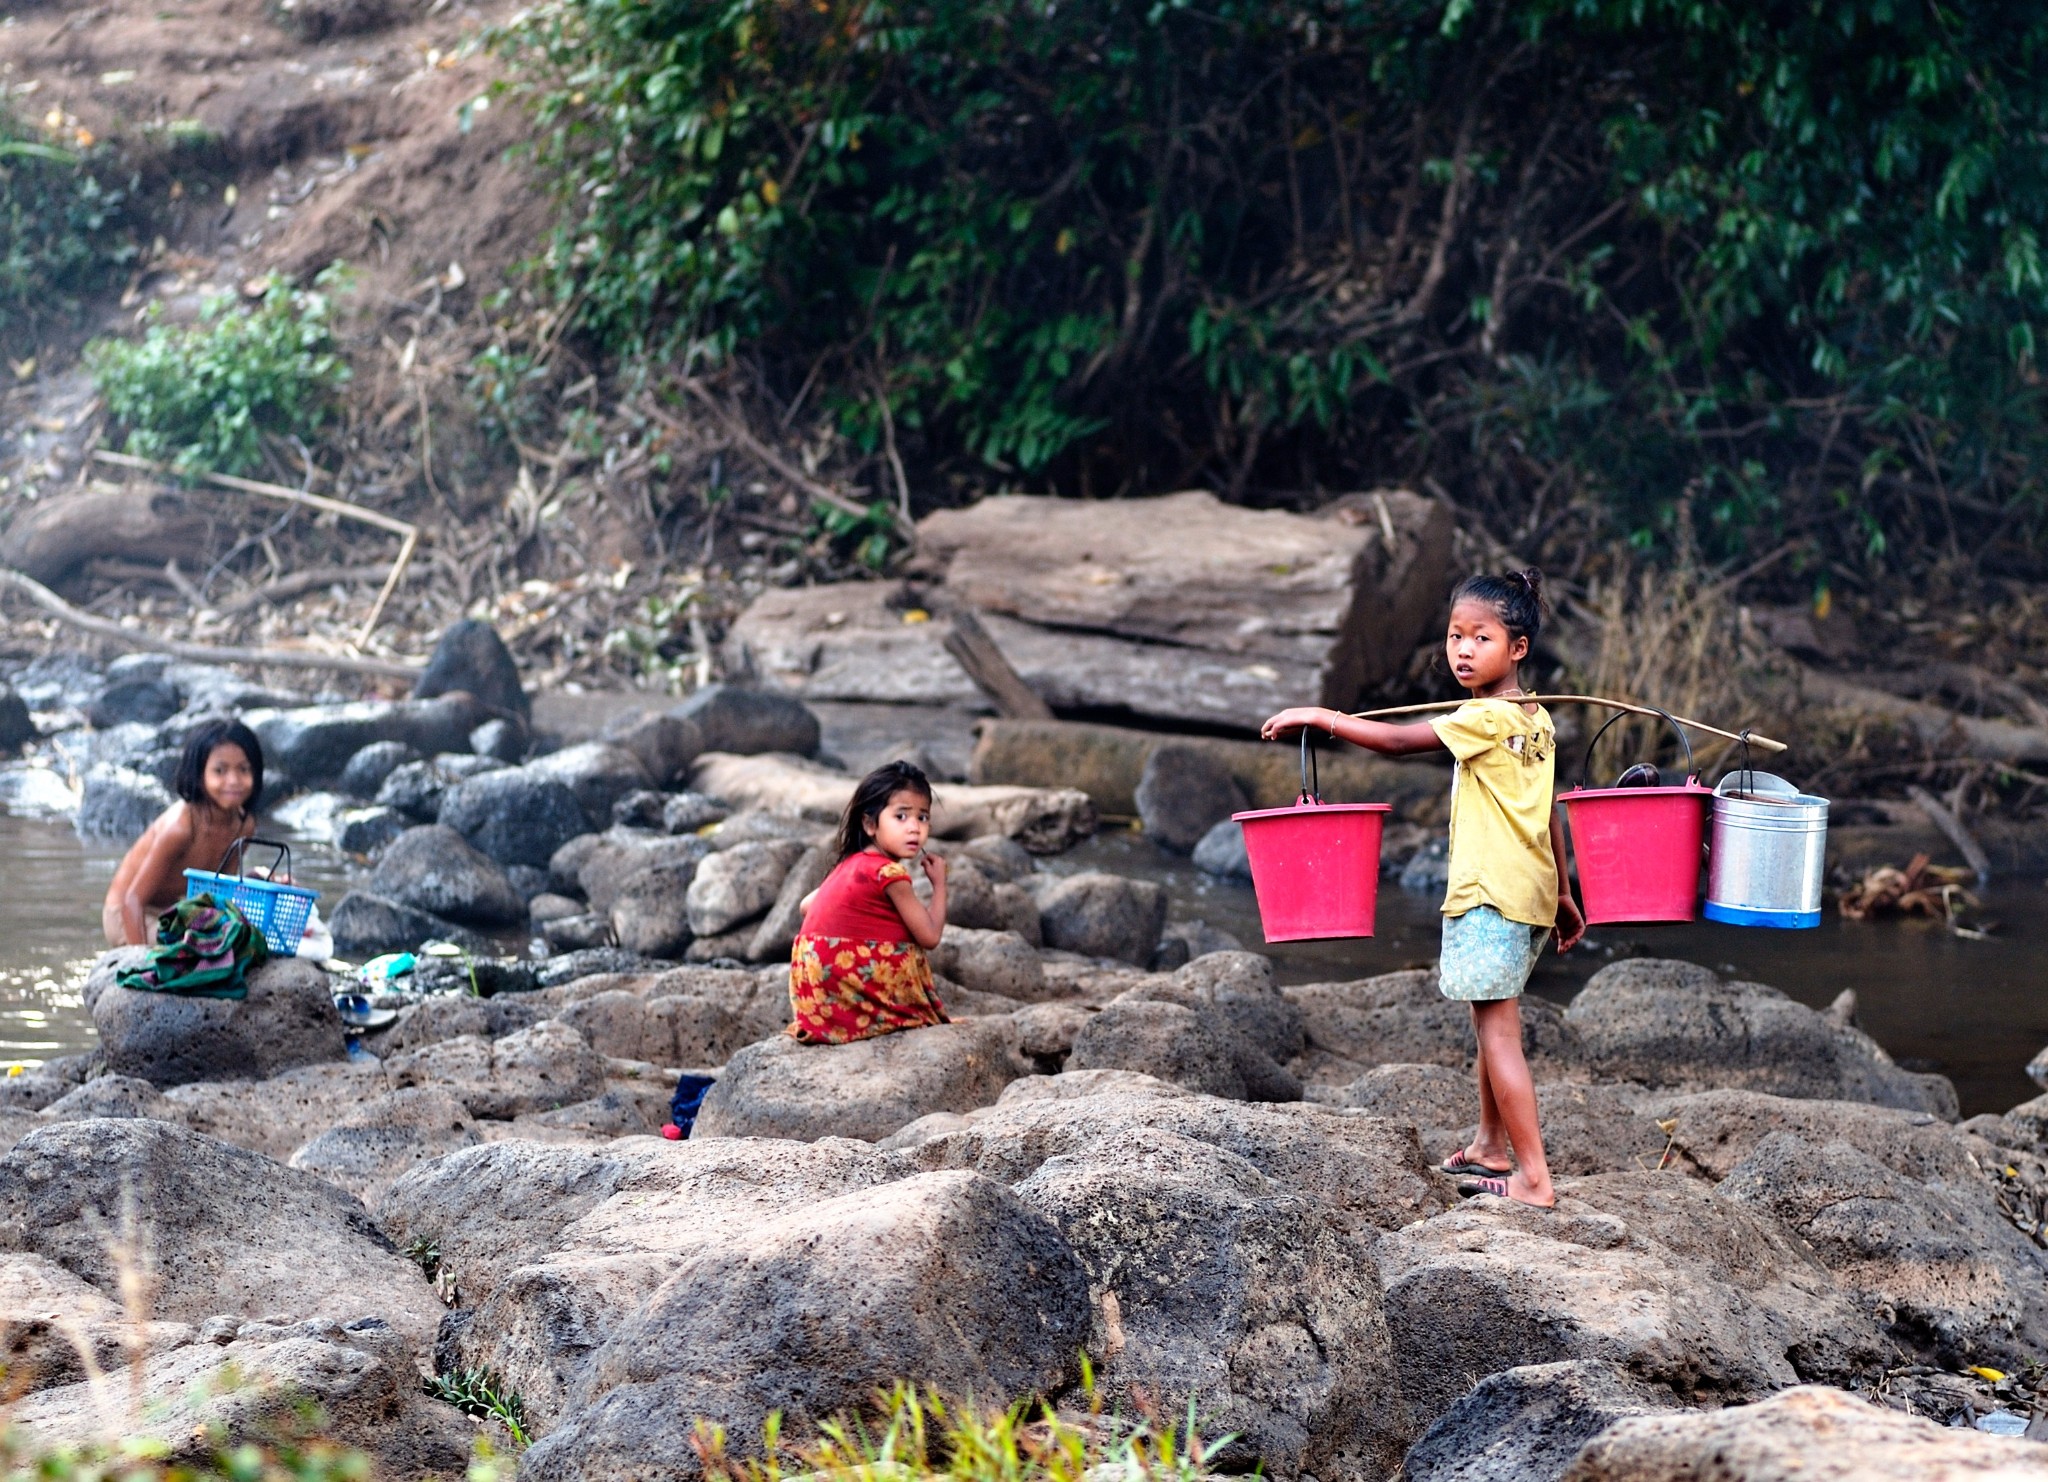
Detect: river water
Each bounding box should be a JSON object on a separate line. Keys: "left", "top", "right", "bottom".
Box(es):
{"left": 1, "top": 809, "right": 2040, "bottom": 1116}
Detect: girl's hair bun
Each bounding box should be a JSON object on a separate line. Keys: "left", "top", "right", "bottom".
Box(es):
{"left": 1450, "top": 567, "right": 1546, "bottom": 647}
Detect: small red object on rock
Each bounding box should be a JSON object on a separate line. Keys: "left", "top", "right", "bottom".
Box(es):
{"left": 661, "top": 1123, "right": 683, "bottom": 1140}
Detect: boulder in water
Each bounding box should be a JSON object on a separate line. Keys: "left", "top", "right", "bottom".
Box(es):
{"left": 439, "top": 766, "right": 591, "bottom": 868}
{"left": 369, "top": 824, "right": 527, "bottom": 927}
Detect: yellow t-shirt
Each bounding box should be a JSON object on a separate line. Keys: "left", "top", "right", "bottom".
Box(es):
{"left": 1429, "top": 697, "right": 1559, "bottom": 927}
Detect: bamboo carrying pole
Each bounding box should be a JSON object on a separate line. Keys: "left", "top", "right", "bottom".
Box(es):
{"left": 1347, "top": 694, "right": 1789, "bottom": 754}
{"left": 91, "top": 449, "right": 421, "bottom": 646}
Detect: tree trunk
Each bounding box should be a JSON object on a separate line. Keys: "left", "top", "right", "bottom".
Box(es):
{"left": 0, "top": 490, "right": 210, "bottom": 587}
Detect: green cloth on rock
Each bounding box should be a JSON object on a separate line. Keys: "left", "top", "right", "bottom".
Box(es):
{"left": 115, "top": 893, "right": 271, "bottom": 999}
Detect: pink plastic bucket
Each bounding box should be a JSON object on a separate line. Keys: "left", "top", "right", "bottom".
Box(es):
{"left": 1233, "top": 799, "right": 1391, "bottom": 942}
{"left": 1557, "top": 707, "right": 1714, "bottom": 924}
{"left": 1558, "top": 783, "right": 1711, "bottom": 923}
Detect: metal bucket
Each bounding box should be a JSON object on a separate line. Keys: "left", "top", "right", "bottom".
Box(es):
{"left": 1703, "top": 770, "right": 1828, "bottom": 928}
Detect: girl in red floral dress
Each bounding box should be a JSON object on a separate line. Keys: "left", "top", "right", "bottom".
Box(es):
{"left": 787, "top": 761, "right": 951, "bottom": 1044}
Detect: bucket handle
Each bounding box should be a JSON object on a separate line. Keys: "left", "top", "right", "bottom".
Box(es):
{"left": 213, "top": 835, "right": 293, "bottom": 886}
{"left": 1298, "top": 729, "right": 1322, "bottom": 805}
{"left": 1579, "top": 705, "right": 1694, "bottom": 789}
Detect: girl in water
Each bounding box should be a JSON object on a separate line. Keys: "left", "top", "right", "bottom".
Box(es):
{"left": 103, "top": 719, "right": 262, "bottom": 946}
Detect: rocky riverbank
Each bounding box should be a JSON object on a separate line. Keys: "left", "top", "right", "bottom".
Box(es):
{"left": 1, "top": 635, "right": 2047, "bottom": 1477}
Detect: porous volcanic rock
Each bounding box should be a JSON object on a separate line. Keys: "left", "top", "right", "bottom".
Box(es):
{"left": 92, "top": 956, "right": 348, "bottom": 1087}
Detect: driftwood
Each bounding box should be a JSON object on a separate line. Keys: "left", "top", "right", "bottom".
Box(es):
{"left": 1800, "top": 666, "right": 2048, "bottom": 765}
{"left": 217, "top": 564, "right": 393, "bottom": 615}
{"left": 1905, "top": 784, "right": 1993, "bottom": 885}
{"left": 941, "top": 607, "right": 1052, "bottom": 720}
{"left": 0, "top": 568, "right": 421, "bottom": 680}
{"left": 0, "top": 489, "right": 210, "bottom": 586}
{"left": 90, "top": 450, "right": 421, "bottom": 644}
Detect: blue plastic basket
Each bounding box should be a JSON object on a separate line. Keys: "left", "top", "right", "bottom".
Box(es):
{"left": 185, "top": 837, "right": 318, "bottom": 958}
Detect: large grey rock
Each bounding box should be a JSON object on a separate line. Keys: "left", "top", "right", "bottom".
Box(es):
{"left": 611, "top": 863, "right": 699, "bottom": 958}
{"left": 40, "top": 1075, "right": 176, "bottom": 1123}
{"left": 1036, "top": 871, "right": 1167, "bottom": 963}
{"left": 1401, "top": 1360, "right": 1685, "bottom": 1482}
{"left": 1066, "top": 999, "right": 1247, "bottom": 1099}
{"left": 337, "top": 804, "right": 408, "bottom": 855}
{"left": 1719, "top": 1131, "right": 2048, "bottom": 1369}
{"left": 384, "top": 993, "right": 551, "bottom": 1055}
{"left": 747, "top": 843, "right": 836, "bottom": 962}
{"left": 1284, "top": 969, "right": 1576, "bottom": 1086}
{"left": 671, "top": 683, "right": 821, "bottom": 757}
{"left": 388, "top": 1137, "right": 914, "bottom": 1431}
{"left": 0, "top": 684, "right": 35, "bottom": 753}
{"left": 12, "top": 1315, "right": 475, "bottom": 1477}
{"left": 414, "top": 617, "right": 528, "bottom": 720}
{"left": 1565, "top": 959, "right": 1959, "bottom": 1115}
{"left": 601, "top": 709, "right": 705, "bottom": 788}
{"left": 518, "top": 1171, "right": 1088, "bottom": 1482}
{"left": 163, "top": 1061, "right": 390, "bottom": 1163}
{"left": 1135, "top": 742, "right": 1248, "bottom": 853}
{"left": 526, "top": 741, "right": 657, "bottom": 829}
{"left": 928, "top": 926, "right": 1048, "bottom": 1001}
{"left": 1341, "top": 1067, "right": 1669, "bottom": 1179}
{"left": 694, "top": 1020, "right": 1030, "bottom": 1143}
{"left": 0, "top": 1251, "right": 193, "bottom": 1394}
{"left": 1659, "top": 1088, "right": 1989, "bottom": 1185}
{"left": 1014, "top": 1127, "right": 1410, "bottom": 1480}
{"left": 577, "top": 828, "right": 711, "bottom": 915}
{"left": 337, "top": 739, "right": 421, "bottom": 799}
{"left": 686, "top": 838, "right": 807, "bottom": 936}
{"left": 75, "top": 763, "right": 171, "bottom": 840}
{"left": 899, "top": 1074, "right": 1449, "bottom": 1233}
{"left": 374, "top": 752, "right": 507, "bottom": 821}
{"left": 1562, "top": 1384, "right": 2046, "bottom": 1482}
{"left": 1376, "top": 1172, "right": 1885, "bottom": 1429}
{"left": 93, "top": 957, "right": 348, "bottom": 1088}
{"left": 288, "top": 1088, "right": 482, "bottom": 1203}
{"left": 249, "top": 694, "right": 487, "bottom": 784}
{"left": 1192, "top": 818, "right": 1253, "bottom": 881}
{"left": 86, "top": 672, "right": 180, "bottom": 729}
{"left": 0, "top": 1119, "right": 444, "bottom": 1352}
{"left": 439, "top": 766, "right": 591, "bottom": 868}
{"left": 328, "top": 891, "right": 488, "bottom": 956}
{"left": 369, "top": 824, "right": 527, "bottom": 927}
{"left": 387, "top": 1020, "right": 609, "bottom": 1120}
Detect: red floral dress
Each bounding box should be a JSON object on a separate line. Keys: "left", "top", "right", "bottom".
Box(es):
{"left": 788, "top": 850, "right": 948, "bottom": 1044}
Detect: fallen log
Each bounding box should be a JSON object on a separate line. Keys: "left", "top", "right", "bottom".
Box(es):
{"left": 689, "top": 751, "right": 1098, "bottom": 854}
{"left": 1799, "top": 666, "right": 2048, "bottom": 766}
{"left": 0, "top": 568, "right": 422, "bottom": 680}
{"left": 941, "top": 607, "right": 1053, "bottom": 720}
{"left": 0, "top": 489, "right": 210, "bottom": 586}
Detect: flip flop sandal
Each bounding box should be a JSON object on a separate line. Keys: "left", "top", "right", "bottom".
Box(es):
{"left": 1440, "top": 1152, "right": 1515, "bottom": 1178}
{"left": 1456, "top": 1174, "right": 1556, "bottom": 1210}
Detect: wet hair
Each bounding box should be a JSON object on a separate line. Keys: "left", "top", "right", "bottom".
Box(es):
{"left": 174, "top": 718, "right": 264, "bottom": 815}
{"left": 835, "top": 760, "right": 934, "bottom": 859}
{"left": 1450, "top": 567, "right": 1546, "bottom": 650}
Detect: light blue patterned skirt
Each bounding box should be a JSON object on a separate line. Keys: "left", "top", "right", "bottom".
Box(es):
{"left": 1439, "top": 904, "right": 1547, "bottom": 1002}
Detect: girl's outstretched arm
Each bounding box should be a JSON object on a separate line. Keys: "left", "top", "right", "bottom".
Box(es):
{"left": 1261, "top": 706, "right": 1446, "bottom": 757}
{"left": 883, "top": 852, "right": 948, "bottom": 949}
{"left": 1550, "top": 808, "right": 1585, "bottom": 952}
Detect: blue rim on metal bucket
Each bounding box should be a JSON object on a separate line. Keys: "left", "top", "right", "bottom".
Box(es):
{"left": 1702, "top": 900, "right": 1822, "bottom": 929}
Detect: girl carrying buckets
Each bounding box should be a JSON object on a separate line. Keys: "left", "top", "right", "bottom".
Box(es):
{"left": 1262, "top": 569, "right": 1583, "bottom": 1209}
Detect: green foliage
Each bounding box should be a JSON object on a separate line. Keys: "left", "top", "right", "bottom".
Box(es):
{"left": 695, "top": 1373, "right": 1235, "bottom": 1482}
{"left": 401, "top": 1234, "right": 441, "bottom": 1279}
{"left": 0, "top": 110, "right": 137, "bottom": 345}
{"left": 466, "top": 342, "right": 552, "bottom": 444}
{"left": 425, "top": 1367, "right": 530, "bottom": 1447}
{"left": 86, "top": 269, "right": 352, "bottom": 477}
{"left": 495, "top": 0, "right": 2048, "bottom": 569}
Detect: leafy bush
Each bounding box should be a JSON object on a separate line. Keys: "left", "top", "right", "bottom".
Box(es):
{"left": 86, "top": 269, "right": 352, "bottom": 477}
{"left": 0, "top": 113, "right": 137, "bottom": 346}
{"left": 496, "top": 0, "right": 2048, "bottom": 571}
